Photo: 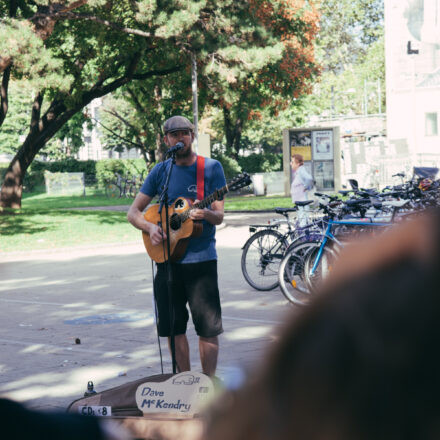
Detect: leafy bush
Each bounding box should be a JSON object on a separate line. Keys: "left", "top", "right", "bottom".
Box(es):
{"left": 95, "top": 159, "right": 151, "bottom": 186}
{"left": 237, "top": 153, "right": 282, "bottom": 173}
{"left": 211, "top": 153, "right": 242, "bottom": 179}
{"left": 0, "top": 158, "right": 152, "bottom": 192}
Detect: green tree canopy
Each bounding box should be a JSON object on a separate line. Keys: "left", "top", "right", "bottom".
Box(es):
{"left": 1, "top": 0, "right": 317, "bottom": 208}
{"left": 302, "top": 0, "right": 385, "bottom": 118}
{"left": 201, "top": 0, "right": 320, "bottom": 157}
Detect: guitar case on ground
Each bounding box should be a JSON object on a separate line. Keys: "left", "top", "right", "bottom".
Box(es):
{"left": 67, "top": 372, "right": 215, "bottom": 440}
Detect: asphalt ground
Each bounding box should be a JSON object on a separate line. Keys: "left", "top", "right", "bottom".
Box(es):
{"left": 0, "top": 211, "right": 298, "bottom": 411}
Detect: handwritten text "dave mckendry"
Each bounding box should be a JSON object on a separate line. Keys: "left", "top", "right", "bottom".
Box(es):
{"left": 140, "top": 399, "right": 191, "bottom": 412}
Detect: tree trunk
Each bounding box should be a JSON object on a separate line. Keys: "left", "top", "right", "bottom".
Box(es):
{"left": 0, "top": 60, "right": 181, "bottom": 208}
{"left": 1, "top": 140, "right": 40, "bottom": 209}
{"left": 223, "top": 107, "right": 245, "bottom": 159}
{"left": 0, "top": 0, "right": 17, "bottom": 125}
{"left": 0, "top": 94, "right": 71, "bottom": 208}
{"left": 0, "top": 66, "right": 11, "bottom": 127}
{"left": 155, "top": 132, "right": 163, "bottom": 161}
{"left": 140, "top": 148, "right": 149, "bottom": 164}
{"left": 232, "top": 117, "right": 243, "bottom": 158}
{"left": 223, "top": 107, "right": 236, "bottom": 158}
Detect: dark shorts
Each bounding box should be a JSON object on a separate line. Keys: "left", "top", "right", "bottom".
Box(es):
{"left": 153, "top": 260, "right": 223, "bottom": 338}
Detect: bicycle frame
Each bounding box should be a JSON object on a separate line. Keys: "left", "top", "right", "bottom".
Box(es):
{"left": 310, "top": 218, "right": 391, "bottom": 275}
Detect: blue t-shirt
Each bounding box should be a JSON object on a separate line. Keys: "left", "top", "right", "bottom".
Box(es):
{"left": 140, "top": 156, "right": 226, "bottom": 263}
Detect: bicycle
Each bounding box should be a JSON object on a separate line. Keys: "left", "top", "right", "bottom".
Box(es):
{"left": 278, "top": 199, "right": 405, "bottom": 306}
{"left": 105, "top": 172, "right": 137, "bottom": 198}
{"left": 240, "top": 201, "right": 316, "bottom": 291}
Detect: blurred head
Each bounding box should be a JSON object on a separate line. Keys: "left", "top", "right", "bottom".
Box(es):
{"left": 291, "top": 154, "right": 304, "bottom": 171}
{"left": 206, "top": 210, "right": 440, "bottom": 440}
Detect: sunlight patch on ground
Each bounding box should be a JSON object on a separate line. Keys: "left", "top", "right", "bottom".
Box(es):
{"left": 224, "top": 325, "right": 272, "bottom": 341}
{"left": 124, "top": 318, "right": 155, "bottom": 329}
{"left": 63, "top": 302, "right": 93, "bottom": 309}
{"left": 0, "top": 337, "right": 126, "bottom": 358}
{"left": 21, "top": 344, "right": 45, "bottom": 354}
{"left": 0, "top": 365, "right": 125, "bottom": 401}
{"left": 84, "top": 284, "right": 110, "bottom": 292}
{"left": 221, "top": 299, "right": 273, "bottom": 309}
{"left": 0, "top": 277, "right": 45, "bottom": 291}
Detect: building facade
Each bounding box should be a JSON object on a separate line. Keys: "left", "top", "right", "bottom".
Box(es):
{"left": 385, "top": 0, "right": 440, "bottom": 167}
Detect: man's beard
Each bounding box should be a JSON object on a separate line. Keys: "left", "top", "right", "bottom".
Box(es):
{"left": 175, "top": 146, "right": 192, "bottom": 159}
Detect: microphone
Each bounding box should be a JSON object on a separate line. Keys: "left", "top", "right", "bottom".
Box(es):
{"left": 166, "top": 142, "right": 184, "bottom": 157}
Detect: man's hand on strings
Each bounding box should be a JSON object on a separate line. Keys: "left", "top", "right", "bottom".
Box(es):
{"left": 189, "top": 200, "right": 207, "bottom": 221}
{"left": 148, "top": 223, "right": 166, "bottom": 245}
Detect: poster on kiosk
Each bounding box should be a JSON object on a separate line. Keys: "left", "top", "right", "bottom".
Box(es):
{"left": 288, "top": 127, "right": 337, "bottom": 192}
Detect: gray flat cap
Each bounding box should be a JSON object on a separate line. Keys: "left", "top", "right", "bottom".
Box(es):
{"left": 163, "top": 116, "right": 194, "bottom": 134}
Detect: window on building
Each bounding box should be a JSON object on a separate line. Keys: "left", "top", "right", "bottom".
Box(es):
{"left": 425, "top": 112, "right": 438, "bottom": 136}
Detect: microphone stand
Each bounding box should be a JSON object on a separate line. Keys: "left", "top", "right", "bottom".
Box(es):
{"left": 157, "top": 151, "right": 178, "bottom": 375}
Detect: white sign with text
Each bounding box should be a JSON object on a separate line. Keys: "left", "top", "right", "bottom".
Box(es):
{"left": 135, "top": 372, "right": 215, "bottom": 415}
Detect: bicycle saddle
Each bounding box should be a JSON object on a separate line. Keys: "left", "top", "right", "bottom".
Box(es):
{"left": 295, "top": 200, "right": 314, "bottom": 207}
{"left": 315, "top": 192, "right": 339, "bottom": 201}
{"left": 274, "top": 207, "right": 297, "bottom": 214}
{"left": 345, "top": 198, "right": 370, "bottom": 206}
{"left": 338, "top": 190, "right": 352, "bottom": 196}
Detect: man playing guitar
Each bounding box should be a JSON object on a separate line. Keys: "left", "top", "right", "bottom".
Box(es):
{"left": 127, "top": 115, "right": 226, "bottom": 377}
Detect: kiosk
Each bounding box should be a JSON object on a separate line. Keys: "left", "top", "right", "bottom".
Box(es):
{"left": 282, "top": 127, "right": 341, "bottom": 196}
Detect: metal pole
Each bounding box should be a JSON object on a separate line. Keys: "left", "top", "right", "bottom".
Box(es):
{"left": 191, "top": 52, "right": 199, "bottom": 153}
{"left": 377, "top": 79, "right": 382, "bottom": 114}
{"left": 364, "top": 79, "right": 368, "bottom": 115}
{"left": 331, "top": 85, "right": 335, "bottom": 116}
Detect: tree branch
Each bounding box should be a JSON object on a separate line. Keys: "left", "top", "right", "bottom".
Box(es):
{"left": 31, "top": 7, "right": 156, "bottom": 40}
{"left": 30, "top": 92, "right": 43, "bottom": 132}
{"left": 131, "top": 65, "right": 183, "bottom": 81}
{"left": 0, "top": 0, "right": 19, "bottom": 74}
{"left": 104, "top": 108, "right": 139, "bottom": 133}
{"left": 0, "top": 66, "right": 11, "bottom": 127}
{"left": 30, "top": 1, "right": 88, "bottom": 40}
{"left": 92, "top": 115, "right": 145, "bottom": 150}
{"left": 20, "top": 60, "right": 182, "bottom": 165}
{"left": 61, "top": 0, "right": 88, "bottom": 13}
{"left": 126, "top": 86, "right": 147, "bottom": 114}
{"left": 56, "top": 12, "right": 154, "bottom": 38}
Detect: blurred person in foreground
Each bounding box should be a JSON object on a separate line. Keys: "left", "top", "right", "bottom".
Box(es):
{"left": 205, "top": 209, "right": 440, "bottom": 440}
{"left": 0, "top": 398, "right": 131, "bottom": 440}
{"left": 290, "top": 154, "right": 313, "bottom": 227}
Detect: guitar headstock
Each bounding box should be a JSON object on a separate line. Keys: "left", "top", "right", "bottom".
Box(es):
{"left": 227, "top": 172, "right": 252, "bottom": 192}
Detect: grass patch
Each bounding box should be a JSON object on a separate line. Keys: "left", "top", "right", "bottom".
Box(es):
{"left": 225, "top": 195, "right": 291, "bottom": 211}
{"left": 0, "top": 209, "right": 140, "bottom": 253}
{"left": 22, "top": 188, "right": 134, "bottom": 210}
{"left": 1, "top": 191, "right": 293, "bottom": 253}
{"left": 21, "top": 191, "right": 292, "bottom": 211}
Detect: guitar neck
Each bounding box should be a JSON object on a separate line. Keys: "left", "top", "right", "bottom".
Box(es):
{"left": 181, "top": 184, "right": 229, "bottom": 221}
{"left": 194, "top": 184, "right": 229, "bottom": 209}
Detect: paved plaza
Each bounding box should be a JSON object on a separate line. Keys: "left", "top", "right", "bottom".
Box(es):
{"left": 0, "top": 212, "right": 295, "bottom": 410}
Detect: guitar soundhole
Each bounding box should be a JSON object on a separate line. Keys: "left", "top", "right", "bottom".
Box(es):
{"left": 170, "top": 213, "right": 181, "bottom": 231}
{"left": 174, "top": 199, "right": 185, "bottom": 209}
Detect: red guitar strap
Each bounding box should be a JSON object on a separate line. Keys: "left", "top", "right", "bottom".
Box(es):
{"left": 196, "top": 155, "right": 205, "bottom": 201}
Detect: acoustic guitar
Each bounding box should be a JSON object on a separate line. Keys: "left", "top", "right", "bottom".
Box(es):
{"left": 142, "top": 173, "right": 252, "bottom": 262}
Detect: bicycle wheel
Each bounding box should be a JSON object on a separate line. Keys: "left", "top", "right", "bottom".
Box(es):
{"left": 127, "top": 184, "right": 137, "bottom": 198}
{"left": 278, "top": 241, "right": 322, "bottom": 306}
{"left": 106, "top": 183, "right": 120, "bottom": 198}
{"left": 303, "top": 241, "right": 337, "bottom": 291}
{"left": 241, "top": 229, "right": 288, "bottom": 291}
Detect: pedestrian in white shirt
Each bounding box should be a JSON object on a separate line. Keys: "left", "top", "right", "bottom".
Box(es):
{"left": 290, "top": 154, "right": 314, "bottom": 227}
